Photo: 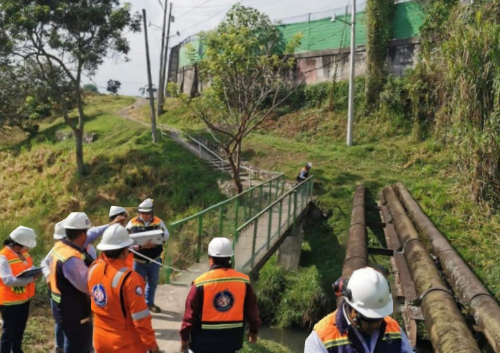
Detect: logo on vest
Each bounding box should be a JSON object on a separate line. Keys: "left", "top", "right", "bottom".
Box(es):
{"left": 135, "top": 286, "right": 143, "bottom": 296}
{"left": 213, "top": 290, "right": 234, "bottom": 312}
{"left": 92, "top": 284, "right": 107, "bottom": 308}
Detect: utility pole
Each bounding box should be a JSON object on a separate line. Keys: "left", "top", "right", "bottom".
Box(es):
{"left": 156, "top": 0, "right": 168, "bottom": 117}
{"left": 346, "top": 0, "right": 356, "bottom": 147}
{"left": 161, "top": 3, "right": 174, "bottom": 104}
{"left": 143, "top": 9, "right": 158, "bottom": 143}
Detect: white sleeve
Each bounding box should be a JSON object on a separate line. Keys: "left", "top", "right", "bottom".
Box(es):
{"left": 41, "top": 249, "right": 53, "bottom": 279}
{"left": 304, "top": 331, "right": 328, "bottom": 353}
{"left": 161, "top": 221, "right": 170, "bottom": 241}
{"left": 0, "top": 255, "right": 34, "bottom": 287}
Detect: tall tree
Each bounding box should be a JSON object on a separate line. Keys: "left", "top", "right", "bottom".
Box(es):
{"left": 176, "top": 4, "right": 301, "bottom": 193}
{"left": 0, "top": 0, "right": 141, "bottom": 174}
{"left": 106, "top": 79, "right": 121, "bottom": 95}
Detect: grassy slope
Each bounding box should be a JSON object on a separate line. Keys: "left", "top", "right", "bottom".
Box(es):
{"left": 158, "top": 97, "right": 500, "bottom": 328}
{"left": 0, "top": 95, "right": 228, "bottom": 352}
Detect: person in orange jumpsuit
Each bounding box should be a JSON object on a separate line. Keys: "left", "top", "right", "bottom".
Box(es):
{"left": 87, "top": 223, "right": 163, "bottom": 353}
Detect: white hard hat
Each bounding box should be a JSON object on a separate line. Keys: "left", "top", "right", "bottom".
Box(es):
{"left": 344, "top": 267, "right": 393, "bottom": 318}
{"left": 53, "top": 220, "right": 66, "bottom": 240}
{"left": 208, "top": 237, "right": 233, "bottom": 257}
{"left": 97, "top": 224, "right": 134, "bottom": 251}
{"left": 138, "top": 198, "right": 154, "bottom": 212}
{"left": 64, "top": 212, "right": 93, "bottom": 230}
{"left": 109, "top": 206, "right": 127, "bottom": 218}
{"left": 9, "top": 226, "right": 37, "bottom": 248}
{"left": 306, "top": 162, "right": 312, "bottom": 168}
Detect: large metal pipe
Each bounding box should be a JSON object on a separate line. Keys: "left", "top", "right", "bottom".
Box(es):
{"left": 343, "top": 185, "right": 368, "bottom": 278}
{"left": 337, "top": 186, "right": 368, "bottom": 308}
{"left": 393, "top": 182, "right": 500, "bottom": 352}
{"left": 383, "top": 185, "right": 481, "bottom": 353}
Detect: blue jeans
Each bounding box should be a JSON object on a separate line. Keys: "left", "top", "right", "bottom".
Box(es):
{"left": 134, "top": 258, "right": 161, "bottom": 306}
{"left": 51, "top": 299, "right": 65, "bottom": 348}
{"left": 0, "top": 301, "right": 30, "bottom": 353}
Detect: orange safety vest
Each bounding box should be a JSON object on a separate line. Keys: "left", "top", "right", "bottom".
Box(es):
{"left": 193, "top": 268, "right": 249, "bottom": 330}
{"left": 88, "top": 257, "right": 156, "bottom": 352}
{"left": 314, "top": 310, "right": 402, "bottom": 353}
{"left": 0, "top": 247, "right": 34, "bottom": 306}
{"left": 50, "top": 241, "right": 87, "bottom": 301}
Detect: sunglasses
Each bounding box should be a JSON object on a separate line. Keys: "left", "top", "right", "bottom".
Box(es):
{"left": 359, "top": 315, "right": 384, "bottom": 323}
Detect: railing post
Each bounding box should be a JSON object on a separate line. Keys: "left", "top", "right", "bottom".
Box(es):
{"left": 235, "top": 197, "right": 240, "bottom": 232}
{"left": 288, "top": 192, "right": 292, "bottom": 228}
{"left": 293, "top": 190, "right": 298, "bottom": 231}
{"left": 259, "top": 184, "right": 263, "bottom": 211}
{"left": 219, "top": 206, "right": 224, "bottom": 237}
{"left": 281, "top": 175, "right": 285, "bottom": 194}
{"left": 267, "top": 207, "right": 273, "bottom": 250}
{"left": 197, "top": 215, "right": 203, "bottom": 263}
{"left": 278, "top": 198, "right": 283, "bottom": 237}
{"left": 165, "top": 256, "right": 172, "bottom": 284}
{"left": 249, "top": 188, "right": 254, "bottom": 219}
{"left": 251, "top": 219, "right": 258, "bottom": 267}
{"left": 269, "top": 179, "right": 273, "bottom": 202}
{"left": 275, "top": 178, "right": 280, "bottom": 201}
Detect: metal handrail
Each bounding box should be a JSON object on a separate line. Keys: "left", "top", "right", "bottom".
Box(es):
{"left": 234, "top": 176, "right": 314, "bottom": 270}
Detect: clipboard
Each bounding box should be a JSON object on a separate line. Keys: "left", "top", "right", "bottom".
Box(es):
{"left": 16, "top": 267, "right": 43, "bottom": 278}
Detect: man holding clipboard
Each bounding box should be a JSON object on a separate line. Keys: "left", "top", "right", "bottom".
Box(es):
{"left": 0, "top": 226, "right": 40, "bottom": 353}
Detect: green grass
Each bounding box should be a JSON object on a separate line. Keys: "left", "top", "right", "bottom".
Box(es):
{"left": 159, "top": 97, "right": 500, "bottom": 329}
{"left": 241, "top": 339, "right": 290, "bottom": 353}
{"left": 1, "top": 94, "right": 228, "bottom": 352}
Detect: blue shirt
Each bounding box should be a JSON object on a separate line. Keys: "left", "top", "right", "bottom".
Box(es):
{"left": 61, "top": 225, "right": 108, "bottom": 295}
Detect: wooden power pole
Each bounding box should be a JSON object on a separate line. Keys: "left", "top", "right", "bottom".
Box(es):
{"left": 160, "top": 2, "right": 174, "bottom": 105}
{"left": 157, "top": 0, "right": 168, "bottom": 117}
{"left": 142, "top": 9, "right": 158, "bottom": 143}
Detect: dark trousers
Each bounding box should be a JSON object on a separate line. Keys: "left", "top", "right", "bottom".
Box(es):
{"left": 62, "top": 321, "right": 93, "bottom": 353}
{"left": 0, "top": 301, "right": 30, "bottom": 353}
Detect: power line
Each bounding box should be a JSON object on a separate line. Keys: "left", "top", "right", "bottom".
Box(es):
{"left": 177, "top": 0, "right": 215, "bottom": 20}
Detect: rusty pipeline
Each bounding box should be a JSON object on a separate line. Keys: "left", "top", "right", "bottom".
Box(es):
{"left": 337, "top": 186, "right": 368, "bottom": 308}
{"left": 383, "top": 185, "right": 481, "bottom": 353}
{"left": 343, "top": 185, "right": 368, "bottom": 278}
{"left": 393, "top": 182, "right": 500, "bottom": 352}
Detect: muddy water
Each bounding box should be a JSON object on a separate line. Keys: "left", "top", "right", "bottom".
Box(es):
{"left": 259, "top": 325, "right": 309, "bottom": 352}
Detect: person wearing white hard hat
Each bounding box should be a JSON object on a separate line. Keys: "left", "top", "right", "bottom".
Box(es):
{"left": 297, "top": 162, "right": 313, "bottom": 183}
{"left": 44, "top": 212, "right": 125, "bottom": 353}
{"left": 126, "top": 198, "right": 169, "bottom": 313}
{"left": 180, "top": 237, "right": 261, "bottom": 353}
{"left": 0, "top": 226, "right": 39, "bottom": 353}
{"left": 87, "top": 224, "right": 164, "bottom": 353}
{"left": 304, "top": 267, "right": 413, "bottom": 353}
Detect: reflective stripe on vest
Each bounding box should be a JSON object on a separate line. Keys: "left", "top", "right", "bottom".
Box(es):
{"left": 0, "top": 247, "right": 34, "bottom": 306}
{"left": 193, "top": 268, "right": 249, "bottom": 329}
{"left": 50, "top": 242, "right": 86, "bottom": 303}
{"left": 88, "top": 259, "right": 139, "bottom": 333}
{"left": 314, "top": 311, "right": 402, "bottom": 353}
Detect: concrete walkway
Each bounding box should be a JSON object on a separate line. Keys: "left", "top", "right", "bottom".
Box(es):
{"left": 152, "top": 258, "right": 209, "bottom": 352}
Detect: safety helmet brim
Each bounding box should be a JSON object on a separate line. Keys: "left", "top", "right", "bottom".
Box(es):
{"left": 14, "top": 237, "right": 37, "bottom": 249}
{"left": 345, "top": 295, "right": 393, "bottom": 318}
{"left": 53, "top": 234, "right": 65, "bottom": 240}
{"left": 96, "top": 237, "right": 134, "bottom": 251}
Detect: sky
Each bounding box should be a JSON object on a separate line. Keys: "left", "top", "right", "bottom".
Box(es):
{"left": 84, "top": 0, "right": 351, "bottom": 96}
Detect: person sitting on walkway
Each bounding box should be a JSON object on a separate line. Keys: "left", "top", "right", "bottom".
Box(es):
{"left": 180, "top": 237, "right": 261, "bottom": 353}
{"left": 304, "top": 267, "right": 413, "bottom": 353}
{"left": 297, "top": 162, "right": 312, "bottom": 183}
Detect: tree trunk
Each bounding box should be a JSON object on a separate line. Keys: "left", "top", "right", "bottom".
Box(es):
{"left": 227, "top": 143, "right": 243, "bottom": 194}
{"left": 75, "top": 92, "right": 85, "bottom": 175}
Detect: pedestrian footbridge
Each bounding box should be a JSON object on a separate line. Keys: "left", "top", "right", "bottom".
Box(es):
{"left": 166, "top": 174, "right": 314, "bottom": 278}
